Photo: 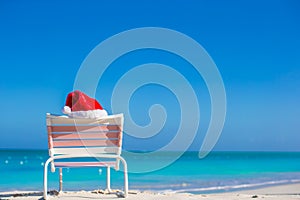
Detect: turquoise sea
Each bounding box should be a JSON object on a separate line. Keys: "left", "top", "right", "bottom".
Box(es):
{"left": 1, "top": 150, "right": 300, "bottom": 193}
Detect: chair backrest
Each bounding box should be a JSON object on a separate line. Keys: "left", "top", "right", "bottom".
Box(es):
{"left": 46, "top": 113, "right": 124, "bottom": 168}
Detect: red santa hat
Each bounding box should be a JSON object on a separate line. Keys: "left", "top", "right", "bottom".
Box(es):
{"left": 64, "top": 90, "right": 103, "bottom": 111}
{"left": 62, "top": 90, "right": 108, "bottom": 118}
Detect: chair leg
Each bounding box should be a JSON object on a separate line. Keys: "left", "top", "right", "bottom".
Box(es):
{"left": 119, "top": 157, "right": 128, "bottom": 198}
{"left": 44, "top": 158, "right": 53, "bottom": 200}
{"left": 106, "top": 166, "right": 111, "bottom": 192}
{"left": 59, "top": 168, "right": 63, "bottom": 193}
{"left": 124, "top": 164, "right": 128, "bottom": 197}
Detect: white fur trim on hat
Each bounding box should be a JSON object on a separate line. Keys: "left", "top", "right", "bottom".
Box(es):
{"left": 64, "top": 109, "right": 108, "bottom": 119}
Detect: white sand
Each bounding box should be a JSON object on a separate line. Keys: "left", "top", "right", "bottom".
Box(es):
{"left": 0, "top": 183, "right": 300, "bottom": 200}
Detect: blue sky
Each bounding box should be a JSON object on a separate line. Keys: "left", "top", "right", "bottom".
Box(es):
{"left": 0, "top": 0, "right": 299, "bottom": 151}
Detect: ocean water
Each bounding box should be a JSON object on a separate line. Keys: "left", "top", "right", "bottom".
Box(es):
{"left": 1, "top": 150, "right": 300, "bottom": 193}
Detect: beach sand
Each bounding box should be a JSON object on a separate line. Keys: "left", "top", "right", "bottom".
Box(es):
{"left": 0, "top": 183, "right": 300, "bottom": 200}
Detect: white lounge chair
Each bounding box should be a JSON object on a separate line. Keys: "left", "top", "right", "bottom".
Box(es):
{"left": 43, "top": 113, "right": 128, "bottom": 199}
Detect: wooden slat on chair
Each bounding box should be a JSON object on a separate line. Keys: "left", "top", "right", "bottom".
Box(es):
{"left": 54, "top": 161, "right": 116, "bottom": 167}
{"left": 47, "top": 114, "right": 123, "bottom": 125}
{"left": 50, "top": 125, "right": 121, "bottom": 132}
{"left": 52, "top": 139, "right": 120, "bottom": 147}
{"left": 52, "top": 132, "right": 120, "bottom": 140}
{"left": 52, "top": 147, "right": 120, "bottom": 155}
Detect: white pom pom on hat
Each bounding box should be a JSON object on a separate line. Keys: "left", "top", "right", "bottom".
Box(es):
{"left": 62, "top": 106, "right": 72, "bottom": 114}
